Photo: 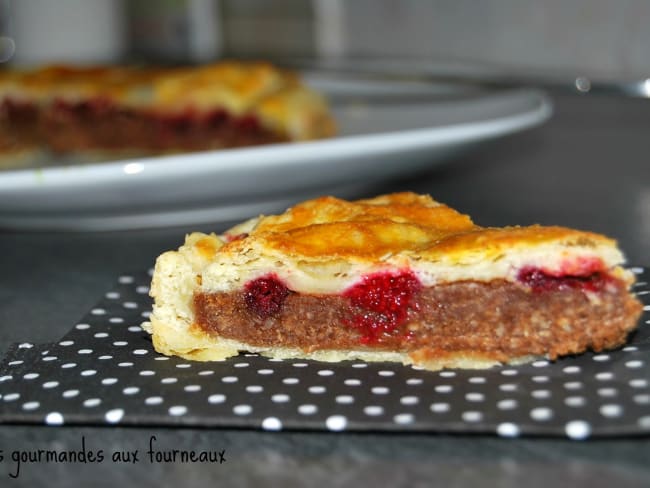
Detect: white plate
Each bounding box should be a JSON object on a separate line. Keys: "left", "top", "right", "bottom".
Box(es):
{"left": 0, "top": 80, "right": 552, "bottom": 231}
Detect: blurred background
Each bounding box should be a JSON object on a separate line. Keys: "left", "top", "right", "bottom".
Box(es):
{"left": 1, "top": 0, "right": 649, "bottom": 83}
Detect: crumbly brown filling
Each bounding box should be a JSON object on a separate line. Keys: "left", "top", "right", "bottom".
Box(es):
{"left": 0, "top": 98, "right": 287, "bottom": 154}
{"left": 193, "top": 279, "right": 642, "bottom": 361}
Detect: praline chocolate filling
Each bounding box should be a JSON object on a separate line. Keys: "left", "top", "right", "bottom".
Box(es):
{"left": 0, "top": 97, "right": 287, "bottom": 154}
{"left": 193, "top": 270, "right": 642, "bottom": 361}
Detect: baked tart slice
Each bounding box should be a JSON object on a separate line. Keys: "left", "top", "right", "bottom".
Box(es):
{"left": 0, "top": 61, "right": 335, "bottom": 161}
{"left": 143, "top": 192, "right": 642, "bottom": 371}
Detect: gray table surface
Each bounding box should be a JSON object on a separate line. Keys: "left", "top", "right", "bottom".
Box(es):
{"left": 1, "top": 90, "right": 649, "bottom": 487}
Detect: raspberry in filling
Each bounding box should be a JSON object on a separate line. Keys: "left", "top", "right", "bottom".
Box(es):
{"left": 517, "top": 266, "right": 613, "bottom": 293}
{"left": 343, "top": 271, "right": 422, "bottom": 344}
{"left": 244, "top": 274, "right": 290, "bottom": 318}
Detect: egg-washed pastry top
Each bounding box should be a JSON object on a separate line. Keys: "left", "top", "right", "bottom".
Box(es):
{"left": 143, "top": 192, "right": 642, "bottom": 371}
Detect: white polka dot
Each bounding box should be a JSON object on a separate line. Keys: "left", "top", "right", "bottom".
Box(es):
{"left": 318, "top": 369, "right": 334, "bottom": 376}
{"left": 378, "top": 370, "right": 395, "bottom": 377}
{"left": 161, "top": 377, "right": 178, "bottom": 384}
{"left": 98, "top": 355, "right": 113, "bottom": 360}
{"left": 394, "top": 413, "right": 415, "bottom": 425}
{"left": 234, "top": 362, "right": 249, "bottom": 368}
{"left": 233, "top": 404, "right": 252, "bottom": 415}
{"left": 364, "top": 405, "right": 384, "bottom": 416}
{"left": 94, "top": 333, "right": 109, "bottom": 339}
{"left": 59, "top": 341, "right": 74, "bottom": 347}
{"left": 497, "top": 399, "right": 518, "bottom": 410}
{"left": 208, "top": 394, "right": 226, "bottom": 404}
{"left": 133, "top": 349, "right": 148, "bottom": 356}
{"left": 139, "top": 370, "right": 155, "bottom": 377}
{"left": 564, "top": 381, "right": 583, "bottom": 390}
{"left": 106, "top": 291, "right": 120, "bottom": 299}
{"left": 272, "top": 394, "right": 290, "bottom": 403}
{"left": 292, "top": 362, "right": 308, "bottom": 368}
{"left": 351, "top": 363, "right": 367, "bottom": 368}
{"left": 91, "top": 308, "right": 106, "bottom": 315}
{"left": 262, "top": 417, "right": 283, "bottom": 431}
{"left": 45, "top": 412, "right": 64, "bottom": 425}
{"left": 499, "top": 383, "right": 517, "bottom": 392}
{"left": 597, "top": 387, "right": 618, "bottom": 397}
{"left": 18, "top": 343, "right": 34, "bottom": 349}
{"left": 246, "top": 385, "right": 263, "bottom": 393}
{"left": 75, "top": 323, "right": 91, "bottom": 330}
{"left": 169, "top": 405, "right": 187, "bottom": 416}
{"left": 372, "top": 386, "right": 390, "bottom": 395}
{"left": 198, "top": 370, "right": 215, "bottom": 376}
{"left": 222, "top": 376, "right": 238, "bottom": 383}
{"left": 118, "top": 275, "right": 134, "bottom": 284}
{"left": 439, "top": 371, "right": 456, "bottom": 377}
{"left": 21, "top": 373, "right": 37, "bottom": 380}
{"left": 4, "top": 393, "right": 20, "bottom": 402}
{"left": 42, "top": 356, "right": 58, "bottom": 362}
{"left": 123, "top": 387, "right": 140, "bottom": 395}
{"left": 298, "top": 404, "right": 318, "bottom": 415}
{"left": 406, "top": 378, "right": 423, "bottom": 385}
{"left": 8, "top": 360, "right": 23, "bottom": 366}
{"left": 435, "top": 385, "right": 452, "bottom": 393}
{"left": 565, "top": 420, "right": 591, "bottom": 440}
{"left": 532, "top": 360, "right": 549, "bottom": 367}
{"left": 630, "top": 379, "right": 648, "bottom": 388}
{"left": 625, "top": 360, "right": 644, "bottom": 369}
{"left": 83, "top": 398, "right": 101, "bottom": 408}
{"left": 109, "top": 317, "right": 124, "bottom": 324}
{"left": 77, "top": 349, "right": 93, "bottom": 355}
{"left": 101, "top": 378, "right": 118, "bottom": 385}
{"left": 564, "top": 396, "right": 586, "bottom": 407}
{"left": 268, "top": 358, "right": 284, "bottom": 363}
{"left": 184, "top": 385, "right": 201, "bottom": 392}
{"left": 145, "top": 396, "right": 163, "bottom": 405}
{"left": 326, "top": 415, "right": 348, "bottom": 431}
{"left": 634, "top": 394, "right": 650, "bottom": 405}
{"left": 469, "top": 377, "right": 486, "bottom": 384}
{"left": 344, "top": 379, "right": 361, "bottom": 386}
{"left": 497, "top": 422, "right": 521, "bottom": 438}
{"left": 136, "top": 285, "right": 149, "bottom": 294}
{"left": 623, "top": 346, "right": 639, "bottom": 352}
{"left": 530, "top": 407, "right": 553, "bottom": 421}
{"left": 113, "top": 341, "right": 128, "bottom": 347}
{"left": 154, "top": 357, "right": 170, "bottom": 361}
{"left": 532, "top": 375, "right": 549, "bottom": 383}
{"left": 563, "top": 366, "right": 581, "bottom": 374}
{"left": 309, "top": 386, "right": 326, "bottom": 394}
{"left": 465, "top": 393, "right": 485, "bottom": 402}
{"left": 462, "top": 411, "right": 483, "bottom": 422}
{"left": 118, "top": 362, "right": 134, "bottom": 367}
{"left": 596, "top": 372, "right": 614, "bottom": 381}
{"left": 501, "top": 369, "right": 518, "bottom": 376}
{"left": 531, "top": 389, "right": 551, "bottom": 399}
{"left": 600, "top": 404, "right": 623, "bottom": 417}
{"left": 335, "top": 395, "right": 354, "bottom": 404}
{"left": 123, "top": 302, "right": 138, "bottom": 309}
{"left": 257, "top": 369, "right": 274, "bottom": 375}
{"left": 282, "top": 377, "right": 299, "bottom": 385}
{"left": 22, "top": 401, "right": 40, "bottom": 411}
{"left": 638, "top": 416, "right": 650, "bottom": 429}
{"left": 80, "top": 370, "right": 97, "bottom": 377}
{"left": 430, "top": 402, "right": 450, "bottom": 413}
{"left": 105, "top": 409, "right": 124, "bottom": 424}
{"left": 400, "top": 395, "right": 419, "bottom": 405}
{"left": 128, "top": 326, "right": 142, "bottom": 332}
{"left": 61, "top": 362, "right": 77, "bottom": 369}
{"left": 592, "top": 354, "right": 610, "bottom": 362}
{"left": 62, "top": 390, "right": 79, "bottom": 398}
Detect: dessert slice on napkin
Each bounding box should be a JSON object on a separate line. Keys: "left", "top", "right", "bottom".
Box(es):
{"left": 143, "top": 192, "right": 642, "bottom": 370}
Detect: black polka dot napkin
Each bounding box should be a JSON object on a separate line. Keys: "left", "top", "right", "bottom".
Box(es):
{"left": 1, "top": 268, "right": 649, "bottom": 439}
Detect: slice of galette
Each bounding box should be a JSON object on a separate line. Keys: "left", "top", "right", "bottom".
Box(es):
{"left": 143, "top": 192, "right": 642, "bottom": 370}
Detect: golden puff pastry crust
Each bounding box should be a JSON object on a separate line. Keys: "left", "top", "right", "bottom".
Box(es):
{"left": 144, "top": 192, "right": 642, "bottom": 370}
